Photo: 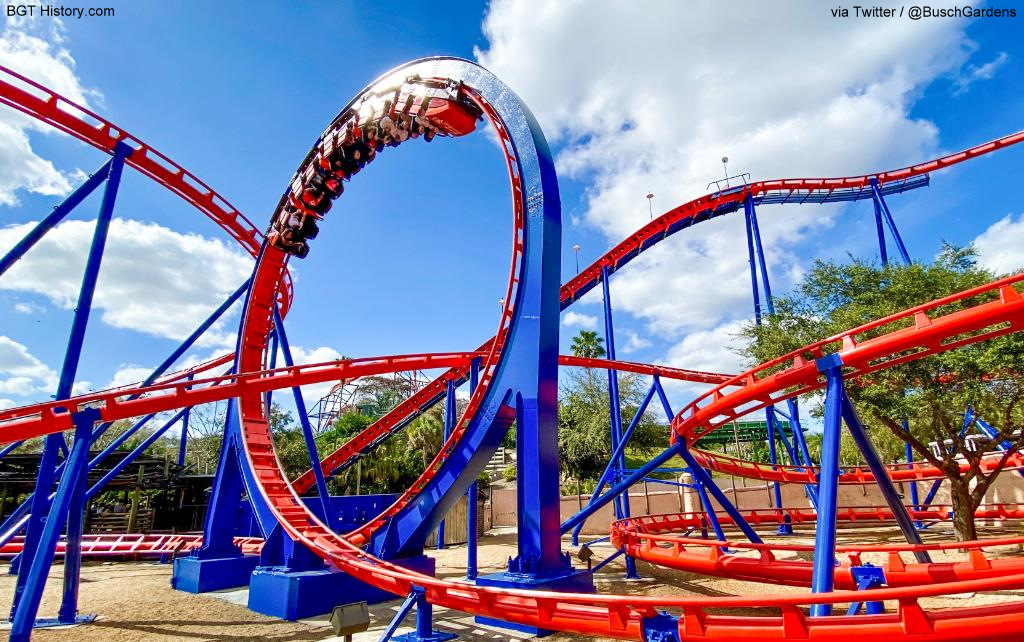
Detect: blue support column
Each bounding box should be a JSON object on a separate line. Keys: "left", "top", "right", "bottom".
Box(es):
{"left": 57, "top": 145, "right": 132, "bottom": 625}
{"left": 691, "top": 479, "right": 727, "bottom": 542}
{"left": 923, "top": 479, "right": 943, "bottom": 507}
{"left": 87, "top": 408, "right": 190, "bottom": 499}
{"left": 10, "top": 143, "right": 131, "bottom": 623}
{"left": 810, "top": 354, "right": 844, "bottom": 616}
{"left": 172, "top": 399, "right": 261, "bottom": 593}
{"left": 842, "top": 393, "right": 930, "bottom": 563}
{"left": 746, "top": 194, "right": 775, "bottom": 315}
{"left": 869, "top": 178, "right": 911, "bottom": 265}
{"left": 787, "top": 399, "right": 814, "bottom": 468}
{"left": 902, "top": 420, "right": 920, "bottom": 512}
{"left": 272, "top": 306, "right": 331, "bottom": 521}
{"left": 466, "top": 357, "right": 480, "bottom": 580}
{"left": 677, "top": 446, "right": 763, "bottom": 544}
{"left": 600, "top": 266, "right": 638, "bottom": 578}
{"left": 764, "top": 414, "right": 791, "bottom": 535}
{"left": 872, "top": 185, "right": 889, "bottom": 265}
{"left": 0, "top": 158, "right": 112, "bottom": 278}
{"left": 653, "top": 375, "right": 674, "bottom": 420}
{"left": 562, "top": 443, "right": 686, "bottom": 533}
{"left": 571, "top": 380, "right": 657, "bottom": 546}
{"left": 745, "top": 194, "right": 815, "bottom": 516}
{"left": 743, "top": 195, "right": 763, "bottom": 323}
{"left": 9, "top": 409, "right": 100, "bottom": 640}
{"left": 178, "top": 377, "right": 193, "bottom": 468}
{"left": 437, "top": 379, "right": 456, "bottom": 550}
{"left": 379, "top": 586, "right": 457, "bottom": 642}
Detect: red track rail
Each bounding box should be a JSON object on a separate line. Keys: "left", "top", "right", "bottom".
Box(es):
{"left": 232, "top": 75, "right": 1024, "bottom": 637}
{"left": 0, "top": 354, "right": 726, "bottom": 441}
{"left": 0, "top": 64, "right": 294, "bottom": 314}
{"left": 290, "top": 356, "right": 732, "bottom": 493}
{"left": 612, "top": 504, "right": 1024, "bottom": 588}
{"left": 0, "top": 534, "right": 262, "bottom": 559}
{"left": 671, "top": 274, "right": 1024, "bottom": 444}
{"left": 5, "top": 62, "right": 1024, "bottom": 639}
{"left": 294, "top": 129, "right": 1024, "bottom": 497}
{"left": 687, "top": 446, "right": 1024, "bottom": 484}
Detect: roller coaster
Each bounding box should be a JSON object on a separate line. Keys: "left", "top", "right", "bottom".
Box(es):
{"left": 1, "top": 56, "right": 1024, "bottom": 641}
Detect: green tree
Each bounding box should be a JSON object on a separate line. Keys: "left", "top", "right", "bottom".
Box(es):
{"left": 741, "top": 245, "right": 1024, "bottom": 540}
{"left": 570, "top": 330, "right": 605, "bottom": 359}
{"left": 406, "top": 405, "right": 444, "bottom": 470}
{"left": 557, "top": 365, "right": 665, "bottom": 483}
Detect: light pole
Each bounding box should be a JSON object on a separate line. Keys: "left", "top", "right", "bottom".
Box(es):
{"left": 572, "top": 244, "right": 580, "bottom": 274}
{"left": 646, "top": 192, "right": 654, "bottom": 219}
{"left": 721, "top": 156, "right": 730, "bottom": 188}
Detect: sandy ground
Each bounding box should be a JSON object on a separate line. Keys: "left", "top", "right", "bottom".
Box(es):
{"left": 1, "top": 524, "right": 1023, "bottom": 641}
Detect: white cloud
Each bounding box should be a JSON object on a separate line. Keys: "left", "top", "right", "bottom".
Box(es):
{"left": 561, "top": 310, "right": 598, "bottom": 330}
{"left": 0, "top": 218, "right": 253, "bottom": 346}
{"left": 274, "top": 344, "right": 345, "bottom": 409}
{"left": 973, "top": 213, "right": 1024, "bottom": 275}
{"left": 12, "top": 301, "right": 44, "bottom": 315}
{"left": 0, "top": 398, "right": 16, "bottom": 410}
{"left": 620, "top": 330, "right": 651, "bottom": 355}
{"left": 954, "top": 51, "right": 1008, "bottom": 95}
{"left": 665, "top": 320, "right": 747, "bottom": 374}
{"left": 104, "top": 364, "right": 154, "bottom": 390}
{"left": 477, "top": 0, "right": 973, "bottom": 374}
{"left": 0, "top": 13, "right": 96, "bottom": 206}
{"left": 0, "top": 335, "right": 56, "bottom": 395}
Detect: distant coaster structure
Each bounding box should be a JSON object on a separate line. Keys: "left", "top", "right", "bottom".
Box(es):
{"left": 1, "top": 58, "right": 1024, "bottom": 641}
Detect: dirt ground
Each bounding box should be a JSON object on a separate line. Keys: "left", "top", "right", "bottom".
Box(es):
{"left": 2, "top": 524, "right": 1023, "bottom": 641}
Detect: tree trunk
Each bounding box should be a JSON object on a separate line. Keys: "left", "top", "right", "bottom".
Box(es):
{"left": 949, "top": 479, "right": 977, "bottom": 541}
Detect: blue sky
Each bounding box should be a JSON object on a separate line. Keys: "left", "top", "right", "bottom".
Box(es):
{"left": 1, "top": 1, "right": 1022, "bottom": 421}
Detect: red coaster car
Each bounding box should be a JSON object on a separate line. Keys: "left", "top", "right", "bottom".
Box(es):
{"left": 425, "top": 100, "right": 478, "bottom": 137}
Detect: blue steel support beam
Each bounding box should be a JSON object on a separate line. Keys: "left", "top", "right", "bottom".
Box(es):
{"left": 272, "top": 306, "right": 331, "bottom": 522}
{"left": 86, "top": 408, "right": 190, "bottom": 500}
{"left": 379, "top": 589, "right": 420, "bottom": 641}
{"left": 601, "top": 267, "right": 627, "bottom": 519}
{"left": 11, "top": 143, "right": 130, "bottom": 622}
{"left": 902, "top": 420, "right": 921, "bottom": 512}
{"left": 571, "top": 379, "right": 657, "bottom": 546}
{"left": 676, "top": 445, "right": 763, "bottom": 544}
{"left": 746, "top": 195, "right": 817, "bottom": 510}
{"left": 466, "top": 357, "right": 481, "bottom": 580}
{"left": 869, "top": 177, "right": 911, "bottom": 265}
{"left": 562, "top": 443, "right": 685, "bottom": 533}
{"left": 652, "top": 375, "right": 674, "bottom": 420}
{"left": 746, "top": 195, "right": 775, "bottom": 314}
{"left": 872, "top": 186, "right": 889, "bottom": 265}
{"left": 810, "top": 355, "right": 844, "bottom": 616}
{"left": 0, "top": 277, "right": 248, "bottom": 465}
{"left": 9, "top": 409, "right": 99, "bottom": 641}
{"left": 178, "top": 375, "right": 194, "bottom": 468}
{"left": 841, "top": 391, "right": 930, "bottom": 563}
{"left": 601, "top": 265, "right": 637, "bottom": 578}
{"left": 54, "top": 143, "right": 132, "bottom": 626}
{"left": 437, "top": 379, "right": 456, "bottom": 550}
{"left": 0, "top": 159, "right": 112, "bottom": 278}
{"left": 974, "top": 413, "right": 1015, "bottom": 451}
{"left": 923, "top": 479, "right": 943, "bottom": 507}
{"left": 743, "top": 195, "right": 763, "bottom": 323}
{"left": 692, "top": 479, "right": 727, "bottom": 542}
{"left": 787, "top": 399, "right": 814, "bottom": 468}
{"left": 764, "top": 413, "right": 791, "bottom": 535}
{"left": 195, "top": 398, "right": 250, "bottom": 557}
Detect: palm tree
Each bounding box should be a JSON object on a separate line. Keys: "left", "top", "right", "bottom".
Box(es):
{"left": 570, "top": 330, "right": 605, "bottom": 359}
